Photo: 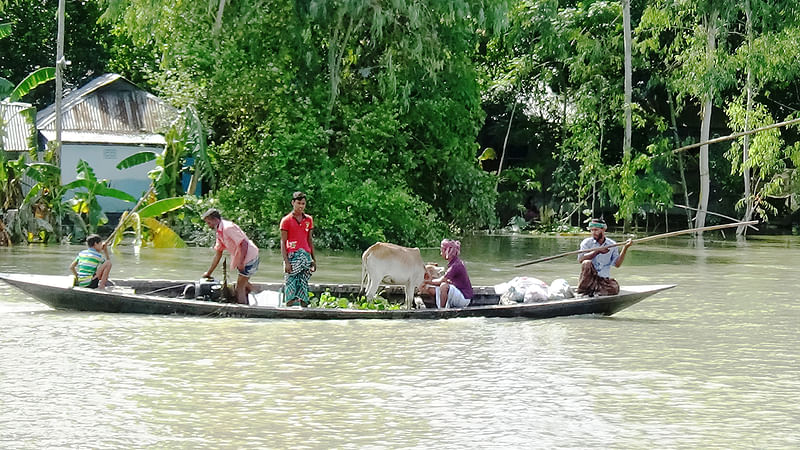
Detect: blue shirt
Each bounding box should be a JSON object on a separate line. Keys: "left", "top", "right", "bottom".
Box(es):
{"left": 578, "top": 236, "right": 619, "bottom": 278}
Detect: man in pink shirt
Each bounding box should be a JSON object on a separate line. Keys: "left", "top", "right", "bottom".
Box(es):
{"left": 201, "top": 208, "right": 260, "bottom": 304}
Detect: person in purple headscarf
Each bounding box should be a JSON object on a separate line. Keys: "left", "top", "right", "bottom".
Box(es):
{"left": 421, "top": 239, "right": 473, "bottom": 308}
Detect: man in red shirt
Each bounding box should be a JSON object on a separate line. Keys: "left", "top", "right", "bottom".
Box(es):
{"left": 280, "top": 191, "right": 316, "bottom": 306}
{"left": 201, "top": 208, "right": 260, "bottom": 304}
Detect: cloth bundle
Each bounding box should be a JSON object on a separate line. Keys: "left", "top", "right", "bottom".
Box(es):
{"left": 495, "top": 277, "right": 574, "bottom": 305}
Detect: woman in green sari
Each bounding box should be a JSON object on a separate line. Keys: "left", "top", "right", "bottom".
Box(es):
{"left": 280, "top": 191, "right": 316, "bottom": 306}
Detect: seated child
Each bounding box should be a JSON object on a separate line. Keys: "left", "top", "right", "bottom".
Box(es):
{"left": 69, "top": 234, "right": 112, "bottom": 289}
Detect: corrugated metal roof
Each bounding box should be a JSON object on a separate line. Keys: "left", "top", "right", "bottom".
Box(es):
{"left": 39, "top": 129, "right": 166, "bottom": 146}
{"left": 1, "top": 101, "right": 36, "bottom": 152}
{"left": 36, "top": 73, "right": 180, "bottom": 141}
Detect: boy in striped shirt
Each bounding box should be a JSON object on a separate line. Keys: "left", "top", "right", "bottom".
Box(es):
{"left": 70, "top": 234, "right": 112, "bottom": 289}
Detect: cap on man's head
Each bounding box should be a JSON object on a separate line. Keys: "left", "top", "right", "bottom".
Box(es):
{"left": 292, "top": 191, "right": 306, "bottom": 201}
{"left": 588, "top": 218, "right": 606, "bottom": 229}
{"left": 201, "top": 208, "right": 221, "bottom": 220}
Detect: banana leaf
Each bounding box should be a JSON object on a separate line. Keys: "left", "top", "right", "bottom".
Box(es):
{"left": 62, "top": 179, "right": 136, "bottom": 203}
{"left": 9, "top": 67, "right": 55, "bottom": 102}
{"left": 142, "top": 217, "right": 186, "bottom": 248}
{"left": 95, "top": 185, "right": 137, "bottom": 203}
{"left": 116, "top": 151, "right": 157, "bottom": 170}
{"left": 88, "top": 198, "right": 105, "bottom": 231}
{"left": 76, "top": 159, "right": 97, "bottom": 182}
{"left": 0, "top": 23, "right": 11, "bottom": 39}
{"left": 112, "top": 211, "right": 141, "bottom": 248}
{"left": 24, "top": 162, "right": 60, "bottom": 182}
{"left": 137, "top": 197, "right": 185, "bottom": 218}
{"left": 62, "top": 179, "right": 95, "bottom": 191}
{"left": 21, "top": 184, "right": 42, "bottom": 205}
{"left": 478, "top": 147, "right": 496, "bottom": 160}
{"left": 0, "top": 78, "right": 13, "bottom": 98}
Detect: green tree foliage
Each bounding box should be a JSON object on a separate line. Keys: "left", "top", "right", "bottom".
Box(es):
{"left": 0, "top": 0, "right": 115, "bottom": 108}
{"left": 7, "top": 0, "right": 800, "bottom": 244}
{"left": 100, "top": 0, "right": 508, "bottom": 248}
{"left": 720, "top": 1, "right": 800, "bottom": 226}
{"left": 639, "top": 0, "right": 800, "bottom": 227}
{"left": 64, "top": 159, "right": 136, "bottom": 233}
{"left": 487, "top": 0, "right": 672, "bottom": 225}
{"left": 0, "top": 20, "right": 53, "bottom": 216}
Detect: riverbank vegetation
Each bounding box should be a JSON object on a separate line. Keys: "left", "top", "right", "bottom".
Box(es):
{"left": 2, "top": 0, "right": 800, "bottom": 249}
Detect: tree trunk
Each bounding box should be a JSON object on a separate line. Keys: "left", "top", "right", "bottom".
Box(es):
{"left": 213, "top": 0, "right": 226, "bottom": 33}
{"left": 696, "top": 10, "right": 718, "bottom": 232}
{"left": 668, "top": 92, "right": 693, "bottom": 228}
{"left": 495, "top": 99, "right": 517, "bottom": 192}
{"left": 738, "top": 0, "right": 754, "bottom": 236}
{"left": 326, "top": 15, "right": 359, "bottom": 123}
{"left": 54, "top": 0, "right": 65, "bottom": 174}
{"left": 622, "top": 0, "right": 633, "bottom": 233}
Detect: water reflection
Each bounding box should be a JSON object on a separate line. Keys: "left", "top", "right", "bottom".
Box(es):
{"left": 1, "top": 234, "right": 799, "bottom": 448}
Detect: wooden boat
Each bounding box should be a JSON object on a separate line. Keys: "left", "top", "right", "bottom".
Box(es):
{"left": 0, "top": 273, "right": 675, "bottom": 320}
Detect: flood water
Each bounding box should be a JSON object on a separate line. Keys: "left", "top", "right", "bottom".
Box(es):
{"left": 1, "top": 233, "right": 798, "bottom": 448}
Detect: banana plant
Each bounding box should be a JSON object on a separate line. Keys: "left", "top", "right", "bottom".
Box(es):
{"left": 116, "top": 106, "right": 214, "bottom": 198}
{"left": 22, "top": 158, "right": 83, "bottom": 242}
{"left": 1, "top": 21, "right": 55, "bottom": 242}
{"left": 110, "top": 106, "right": 209, "bottom": 249}
{"left": 1, "top": 67, "right": 55, "bottom": 102}
{"left": 65, "top": 159, "right": 137, "bottom": 233}
{"left": 109, "top": 195, "right": 187, "bottom": 249}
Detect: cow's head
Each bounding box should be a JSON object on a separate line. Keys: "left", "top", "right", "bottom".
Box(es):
{"left": 424, "top": 263, "right": 444, "bottom": 281}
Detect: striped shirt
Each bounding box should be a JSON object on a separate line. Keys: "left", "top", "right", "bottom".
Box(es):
{"left": 74, "top": 248, "right": 105, "bottom": 287}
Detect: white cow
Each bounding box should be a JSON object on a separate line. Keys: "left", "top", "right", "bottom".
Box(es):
{"left": 361, "top": 242, "right": 431, "bottom": 309}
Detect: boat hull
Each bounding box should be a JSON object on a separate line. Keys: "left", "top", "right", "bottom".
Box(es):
{"left": 0, "top": 274, "right": 675, "bottom": 320}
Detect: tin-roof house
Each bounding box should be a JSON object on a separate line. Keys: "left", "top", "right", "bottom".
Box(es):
{"left": 1, "top": 100, "right": 38, "bottom": 197}
{"left": 36, "top": 74, "right": 180, "bottom": 212}
{"left": 1, "top": 100, "right": 36, "bottom": 154}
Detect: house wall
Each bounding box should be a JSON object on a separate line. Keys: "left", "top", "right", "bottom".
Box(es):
{"left": 61, "top": 143, "right": 158, "bottom": 213}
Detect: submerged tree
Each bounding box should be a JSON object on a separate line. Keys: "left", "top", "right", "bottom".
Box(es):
{"left": 722, "top": 0, "right": 800, "bottom": 234}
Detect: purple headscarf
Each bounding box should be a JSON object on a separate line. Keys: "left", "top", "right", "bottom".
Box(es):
{"left": 440, "top": 239, "right": 461, "bottom": 260}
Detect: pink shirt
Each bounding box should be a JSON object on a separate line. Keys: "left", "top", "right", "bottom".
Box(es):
{"left": 214, "top": 219, "right": 259, "bottom": 268}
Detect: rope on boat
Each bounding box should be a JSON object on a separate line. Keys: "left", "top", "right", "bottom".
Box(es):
{"left": 140, "top": 284, "right": 191, "bottom": 295}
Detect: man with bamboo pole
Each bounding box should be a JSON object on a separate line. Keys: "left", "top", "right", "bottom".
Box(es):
{"left": 577, "top": 218, "right": 632, "bottom": 297}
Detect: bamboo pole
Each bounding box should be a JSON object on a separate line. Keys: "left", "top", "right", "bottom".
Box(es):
{"left": 514, "top": 220, "right": 759, "bottom": 268}
{"left": 103, "top": 184, "right": 156, "bottom": 247}
{"left": 672, "top": 204, "right": 759, "bottom": 231}
{"left": 672, "top": 116, "right": 800, "bottom": 154}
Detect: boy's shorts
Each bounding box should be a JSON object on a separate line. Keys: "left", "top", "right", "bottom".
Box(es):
{"left": 239, "top": 257, "right": 260, "bottom": 278}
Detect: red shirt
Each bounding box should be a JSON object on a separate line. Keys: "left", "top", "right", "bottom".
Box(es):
{"left": 280, "top": 213, "right": 313, "bottom": 254}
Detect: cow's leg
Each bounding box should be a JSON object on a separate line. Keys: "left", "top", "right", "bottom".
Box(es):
{"left": 365, "top": 275, "right": 380, "bottom": 300}
{"left": 404, "top": 283, "right": 414, "bottom": 310}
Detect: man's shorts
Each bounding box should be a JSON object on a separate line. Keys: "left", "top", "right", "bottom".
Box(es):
{"left": 435, "top": 284, "right": 471, "bottom": 308}
{"left": 239, "top": 257, "right": 260, "bottom": 278}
